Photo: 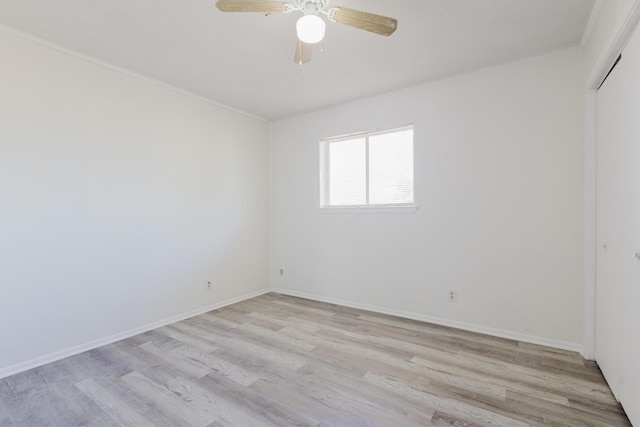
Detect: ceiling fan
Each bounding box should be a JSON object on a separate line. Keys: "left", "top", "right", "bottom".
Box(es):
{"left": 215, "top": 0, "right": 398, "bottom": 64}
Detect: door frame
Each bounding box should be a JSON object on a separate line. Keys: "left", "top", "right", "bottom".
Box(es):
{"left": 584, "top": 0, "right": 640, "bottom": 360}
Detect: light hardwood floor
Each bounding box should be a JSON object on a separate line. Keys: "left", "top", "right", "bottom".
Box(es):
{"left": 0, "top": 293, "right": 631, "bottom": 426}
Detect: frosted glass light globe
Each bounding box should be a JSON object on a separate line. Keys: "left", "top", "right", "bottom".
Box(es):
{"left": 296, "top": 14, "right": 326, "bottom": 44}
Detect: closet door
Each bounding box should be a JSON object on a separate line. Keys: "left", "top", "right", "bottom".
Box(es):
{"left": 596, "top": 22, "right": 640, "bottom": 425}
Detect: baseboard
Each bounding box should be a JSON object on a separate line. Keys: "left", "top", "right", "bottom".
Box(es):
{"left": 1, "top": 286, "right": 584, "bottom": 380}
{"left": 271, "top": 288, "right": 584, "bottom": 355}
{"left": 0, "top": 288, "right": 271, "bottom": 380}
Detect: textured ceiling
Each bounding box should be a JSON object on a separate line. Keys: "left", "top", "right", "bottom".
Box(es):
{"left": 0, "top": 0, "right": 595, "bottom": 120}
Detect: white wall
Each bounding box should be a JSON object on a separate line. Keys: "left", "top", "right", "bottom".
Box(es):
{"left": 271, "top": 47, "right": 585, "bottom": 349}
{"left": 0, "top": 28, "right": 270, "bottom": 374}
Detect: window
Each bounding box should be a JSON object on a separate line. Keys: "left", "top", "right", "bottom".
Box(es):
{"left": 319, "top": 124, "right": 414, "bottom": 209}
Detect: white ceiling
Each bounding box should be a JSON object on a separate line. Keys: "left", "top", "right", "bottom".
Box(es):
{"left": 0, "top": 0, "right": 595, "bottom": 120}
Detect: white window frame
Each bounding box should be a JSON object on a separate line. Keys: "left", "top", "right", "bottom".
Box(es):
{"left": 318, "top": 124, "right": 418, "bottom": 214}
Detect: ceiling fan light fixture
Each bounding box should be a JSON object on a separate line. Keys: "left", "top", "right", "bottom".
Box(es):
{"left": 296, "top": 14, "right": 325, "bottom": 44}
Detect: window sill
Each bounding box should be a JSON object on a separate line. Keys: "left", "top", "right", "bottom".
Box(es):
{"left": 317, "top": 205, "right": 419, "bottom": 214}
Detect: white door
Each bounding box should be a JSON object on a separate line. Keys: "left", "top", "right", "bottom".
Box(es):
{"left": 596, "top": 22, "right": 640, "bottom": 426}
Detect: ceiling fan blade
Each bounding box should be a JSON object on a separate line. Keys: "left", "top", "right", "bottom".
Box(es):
{"left": 331, "top": 7, "right": 397, "bottom": 36}
{"left": 293, "top": 40, "right": 313, "bottom": 65}
{"left": 216, "top": 0, "right": 287, "bottom": 13}
{"left": 294, "top": 40, "right": 313, "bottom": 65}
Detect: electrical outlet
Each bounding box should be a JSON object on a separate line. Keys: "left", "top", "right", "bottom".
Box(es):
{"left": 206, "top": 281, "right": 212, "bottom": 291}
{"left": 448, "top": 290, "right": 457, "bottom": 303}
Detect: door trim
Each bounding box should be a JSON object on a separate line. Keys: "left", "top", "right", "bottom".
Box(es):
{"left": 584, "top": 0, "right": 640, "bottom": 360}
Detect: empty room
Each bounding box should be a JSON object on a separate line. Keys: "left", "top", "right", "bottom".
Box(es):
{"left": 1, "top": 0, "right": 639, "bottom": 425}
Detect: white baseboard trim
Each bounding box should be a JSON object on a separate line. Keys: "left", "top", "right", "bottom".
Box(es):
{"left": 272, "top": 288, "right": 584, "bottom": 355}
{"left": 0, "top": 288, "right": 271, "bottom": 380}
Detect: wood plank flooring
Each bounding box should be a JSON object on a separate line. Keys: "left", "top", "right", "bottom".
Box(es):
{"left": 0, "top": 293, "right": 631, "bottom": 426}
